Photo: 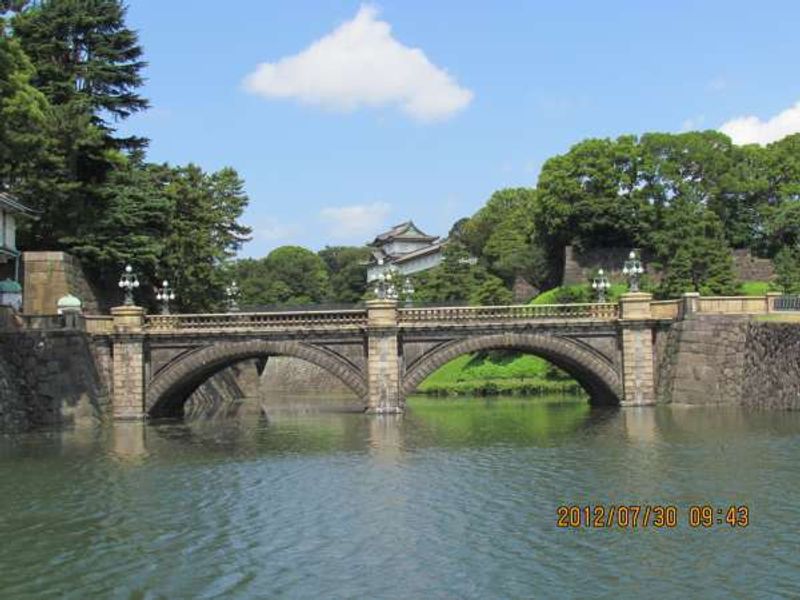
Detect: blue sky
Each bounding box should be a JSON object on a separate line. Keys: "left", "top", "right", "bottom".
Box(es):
{"left": 118, "top": 1, "right": 800, "bottom": 258}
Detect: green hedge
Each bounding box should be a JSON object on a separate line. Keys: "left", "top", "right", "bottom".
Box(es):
{"left": 416, "top": 351, "right": 583, "bottom": 396}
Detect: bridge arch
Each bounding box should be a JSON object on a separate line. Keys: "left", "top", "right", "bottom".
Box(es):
{"left": 146, "top": 339, "right": 367, "bottom": 417}
{"left": 402, "top": 333, "right": 622, "bottom": 405}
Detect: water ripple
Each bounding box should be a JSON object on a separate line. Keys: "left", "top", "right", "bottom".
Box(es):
{"left": 0, "top": 400, "right": 798, "bottom": 599}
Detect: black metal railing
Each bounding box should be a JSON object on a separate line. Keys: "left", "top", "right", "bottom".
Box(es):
{"left": 774, "top": 295, "right": 800, "bottom": 311}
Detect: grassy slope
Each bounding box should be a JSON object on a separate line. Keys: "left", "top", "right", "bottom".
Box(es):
{"left": 417, "top": 353, "right": 583, "bottom": 396}
{"left": 740, "top": 281, "right": 773, "bottom": 295}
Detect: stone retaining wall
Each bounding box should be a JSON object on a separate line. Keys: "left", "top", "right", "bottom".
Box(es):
{"left": 0, "top": 329, "right": 110, "bottom": 431}
{"left": 656, "top": 315, "right": 800, "bottom": 409}
{"left": 562, "top": 246, "right": 774, "bottom": 286}
{"left": 656, "top": 316, "right": 748, "bottom": 405}
{"left": 742, "top": 323, "right": 800, "bottom": 409}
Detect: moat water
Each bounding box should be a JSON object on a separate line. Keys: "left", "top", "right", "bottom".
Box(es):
{"left": 1, "top": 395, "right": 799, "bottom": 599}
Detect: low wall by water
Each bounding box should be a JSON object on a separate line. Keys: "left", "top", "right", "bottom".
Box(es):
{"left": 742, "top": 322, "right": 800, "bottom": 409}
{"left": 0, "top": 328, "right": 111, "bottom": 431}
{"left": 656, "top": 315, "right": 800, "bottom": 409}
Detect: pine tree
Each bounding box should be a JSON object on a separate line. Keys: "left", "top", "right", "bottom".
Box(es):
{"left": 11, "top": 0, "right": 149, "bottom": 254}
{"left": 0, "top": 31, "right": 51, "bottom": 192}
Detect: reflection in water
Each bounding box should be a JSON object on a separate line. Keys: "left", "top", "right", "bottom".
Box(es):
{"left": 621, "top": 405, "right": 660, "bottom": 444}
{"left": 0, "top": 395, "right": 799, "bottom": 599}
{"left": 110, "top": 420, "right": 148, "bottom": 462}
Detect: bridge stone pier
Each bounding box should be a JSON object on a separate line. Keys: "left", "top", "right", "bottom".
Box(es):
{"left": 88, "top": 291, "right": 699, "bottom": 420}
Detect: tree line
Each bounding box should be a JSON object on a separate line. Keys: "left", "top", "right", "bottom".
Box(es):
{"left": 247, "top": 131, "right": 800, "bottom": 306}
{"left": 4, "top": 3, "right": 800, "bottom": 310}
{"left": 1, "top": 0, "right": 250, "bottom": 312}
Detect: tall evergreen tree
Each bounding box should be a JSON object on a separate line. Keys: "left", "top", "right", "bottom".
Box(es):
{"left": 0, "top": 30, "right": 51, "bottom": 192}
{"left": 11, "top": 0, "right": 149, "bottom": 254}
{"left": 651, "top": 198, "right": 738, "bottom": 297}
{"left": 12, "top": 0, "right": 148, "bottom": 141}
{"left": 158, "top": 164, "right": 252, "bottom": 312}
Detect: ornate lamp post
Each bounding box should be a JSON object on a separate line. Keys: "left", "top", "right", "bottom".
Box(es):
{"left": 118, "top": 264, "right": 140, "bottom": 306}
{"left": 402, "top": 277, "right": 415, "bottom": 307}
{"left": 225, "top": 280, "right": 240, "bottom": 312}
{"left": 622, "top": 251, "right": 645, "bottom": 293}
{"left": 592, "top": 268, "right": 610, "bottom": 303}
{"left": 155, "top": 280, "right": 176, "bottom": 314}
{"left": 374, "top": 268, "right": 398, "bottom": 300}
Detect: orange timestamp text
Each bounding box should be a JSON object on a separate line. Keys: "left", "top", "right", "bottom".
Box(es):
{"left": 556, "top": 504, "right": 749, "bottom": 529}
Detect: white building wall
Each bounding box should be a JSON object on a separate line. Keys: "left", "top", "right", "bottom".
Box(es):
{"left": 367, "top": 250, "right": 444, "bottom": 282}
{"left": 4, "top": 212, "right": 15, "bottom": 251}
{"left": 382, "top": 240, "right": 431, "bottom": 256}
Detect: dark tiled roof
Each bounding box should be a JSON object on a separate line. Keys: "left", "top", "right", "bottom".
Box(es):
{"left": 392, "top": 241, "right": 445, "bottom": 264}
{"left": 0, "top": 192, "right": 37, "bottom": 216}
{"left": 371, "top": 220, "right": 438, "bottom": 245}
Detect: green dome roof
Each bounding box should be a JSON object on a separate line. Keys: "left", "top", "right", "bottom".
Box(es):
{"left": 57, "top": 294, "right": 82, "bottom": 309}
{"left": 0, "top": 279, "right": 21, "bottom": 293}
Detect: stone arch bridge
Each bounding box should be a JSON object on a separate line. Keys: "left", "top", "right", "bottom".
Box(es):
{"left": 89, "top": 292, "right": 712, "bottom": 419}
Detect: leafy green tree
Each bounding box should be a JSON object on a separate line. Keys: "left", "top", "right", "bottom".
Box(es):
{"left": 12, "top": 0, "right": 147, "bottom": 137}
{"left": 638, "top": 131, "right": 765, "bottom": 250}
{"left": 773, "top": 246, "right": 800, "bottom": 293}
{"left": 158, "top": 164, "right": 251, "bottom": 312}
{"left": 0, "top": 31, "right": 51, "bottom": 192}
{"left": 68, "top": 154, "right": 172, "bottom": 296}
{"left": 651, "top": 199, "right": 738, "bottom": 297}
{"left": 413, "top": 242, "right": 511, "bottom": 305}
{"left": 11, "top": 0, "right": 149, "bottom": 255}
{"left": 764, "top": 133, "right": 800, "bottom": 205}
{"left": 231, "top": 257, "right": 272, "bottom": 306}
{"left": 318, "top": 245, "right": 369, "bottom": 302}
{"left": 469, "top": 276, "right": 513, "bottom": 306}
{"left": 458, "top": 187, "right": 552, "bottom": 289}
{"left": 535, "top": 136, "right": 644, "bottom": 251}
{"left": 262, "top": 246, "right": 329, "bottom": 305}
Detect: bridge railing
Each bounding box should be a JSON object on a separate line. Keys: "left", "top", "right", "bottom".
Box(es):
{"left": 650, "top": 299, "right": 683, "bottom": 320}
{"left": 398, "top": 302, "right": 620, "bottom": 323}
{"left": 145, "top": 309, "right": 368, "bottom": 331}
{"left": 694, "top": 296, "right": 771, "bottom": 315}
{"left": 774, "top": 295, "right": 800, "bottom": 311}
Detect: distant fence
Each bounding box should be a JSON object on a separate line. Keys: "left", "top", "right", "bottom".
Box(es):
{"left": 774, "top": 295, "right": 800, "bottom": 311}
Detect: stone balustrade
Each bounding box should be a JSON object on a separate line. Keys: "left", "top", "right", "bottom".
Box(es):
{"left": 694, "top": 295, "right": 773, "bottom": 315}
{"left": 650, "top": 300, "right": 682, "bottom": 320}
{"left": 145, "top": 309, "right": 368, "bottom": 332}
{"left": 398, "top": 302, "right": 620, "bottom": 324}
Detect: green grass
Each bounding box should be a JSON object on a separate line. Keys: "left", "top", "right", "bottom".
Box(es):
{"left": 739, "top": 281, "right": 774, "bottom": 296}
{"left": 529, "top": 283, "right": 628, "bottom": 305}
{"left": 755, "top": 313, "right": 800, "bottom": 322}
{"left": 417, "top": 351, "right": 583, "bottom": 397}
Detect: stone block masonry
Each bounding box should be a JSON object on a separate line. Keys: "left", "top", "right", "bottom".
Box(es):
{"left": 22, "top": 251, "right": 108, "bottom": 315}
{"left": 110, "top": 306, "right": 146, "bottom": 419}
{"left": 619, "top": 292, "right": 656, "bottom": 405}
{"left": 366, "top": 299, "right": 402, "bottom": 413}
{"left": 0, "top": 329, "right": 111, "bottom": 431}
{"left": 742, "top": 322, "right": 800, "bottom": 409}
{"left": 655, "top": 315, "right": 800, "bottom": 409}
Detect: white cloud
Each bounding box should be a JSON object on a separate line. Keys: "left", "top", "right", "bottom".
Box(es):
{"left": 320, "top": 202, "right": 391, "bottom": 239}
{"left": 242, "top": 5, "right": 473, "bottom": 122}
{"left": 719, "top": 101, "right": 800, "bottom": 145}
